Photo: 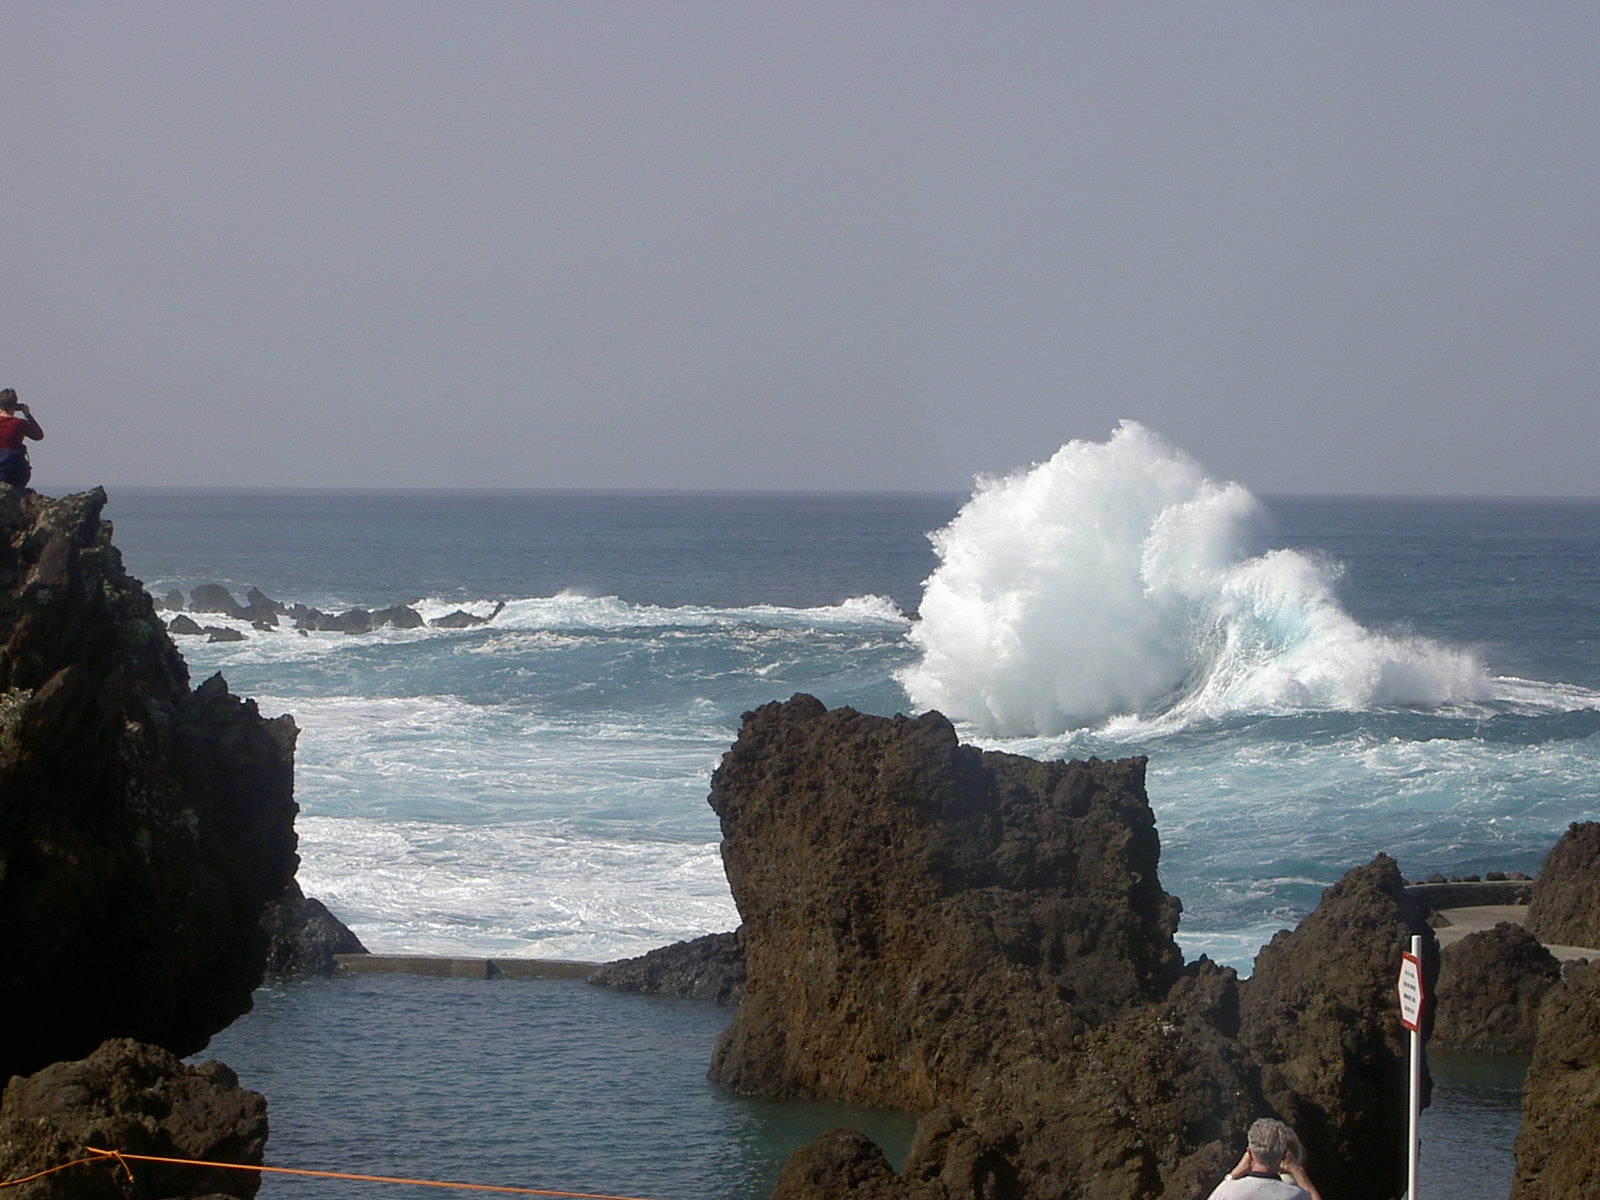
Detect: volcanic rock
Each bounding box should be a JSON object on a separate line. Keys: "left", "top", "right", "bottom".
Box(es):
{"left": 244, "top": 587, "right": 284, "bottom": 616}
{"left": 1237, "top": 854, "right": 1438, "bottom": 1200}
{"left": 1433, "top": 922, "right": 1561, "bottom": 1053}
{"left": 705, "top": 695, "right": 1431, "bottom": 1200}
{"left": 1511, "top": 961, "right": 1600, "bottom": 1198}
{"left": 261, "top": 879, "right": 369, "bottom": 976}
{"left": 0, "top": 488, "right": 300, "bottom": 1079}
{"left": 1524, "top": 821, "right": 1600, "bottom": 949}
{"left": 189, "top": 583, "right": 245, "bottom": 617}
{"left": 430, "top": 601, "right": 506, "bottom": 628}
{"left": 589, "top": 930, "right": 746, "bottom": 1005}
{"left": 0, "top": 1037, "right": 267, "bottom": 1200}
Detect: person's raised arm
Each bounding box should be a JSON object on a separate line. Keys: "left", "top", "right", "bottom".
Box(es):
{"left": 15, "top": 403, "right": 42, "bottom": 440}
{"left": 1284, "top": 1158, "right": 1321, "bottom": 1200}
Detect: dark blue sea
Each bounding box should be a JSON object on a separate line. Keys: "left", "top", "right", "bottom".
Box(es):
{"left": 82, "top": 425, "right": 1598, "bottom": 1199}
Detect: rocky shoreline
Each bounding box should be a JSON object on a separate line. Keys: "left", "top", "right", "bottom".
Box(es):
{"left": 4, "top": 487, "right": 1599, "bottom": 1200}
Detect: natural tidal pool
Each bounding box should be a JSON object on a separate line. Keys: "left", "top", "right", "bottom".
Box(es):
{"left": 195, "top": 974, "right": 1523, "bottom": 1200}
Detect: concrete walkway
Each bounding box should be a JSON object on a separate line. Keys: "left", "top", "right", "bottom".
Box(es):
{"left": 1433, "top": 905, "right": 1596, "bottom": 962}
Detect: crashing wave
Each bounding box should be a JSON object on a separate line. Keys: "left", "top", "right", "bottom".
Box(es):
{"left": 898, "top": 421, "right": 1491, "bottom": 736}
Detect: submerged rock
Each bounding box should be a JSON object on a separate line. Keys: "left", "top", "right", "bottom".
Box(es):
{"left": 705, "top": 695, "right": 1430, "bottom": 1200}
{"left": 0, "top": 1037, "right": 267, "bottom": 1200}
{"left": 0, "top": 488, "right": 300, "bottom": 1078}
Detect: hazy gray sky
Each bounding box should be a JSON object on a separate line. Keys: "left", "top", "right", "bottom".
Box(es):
{"left": 5, "top": 2, "right": 1597, "bottom": 494}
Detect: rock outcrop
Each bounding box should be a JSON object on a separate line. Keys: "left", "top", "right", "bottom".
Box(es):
{"left": 163, "top": 583, "right": 506, "bottom": 637}
{"left": 706, "top": 695, "right": 1432, "bottom": 1200}
{"left": 1237, "top": 855, "right": 1437, "bottom": 1199}
{"left": 1511, "top": 961, "right": 1600, "bottom": 1198}
{"left": 0, "top": 488, "right": 300, "bottom": 1078}
{"left": 588, "top": 930, "right": 746, "bottom": 1004}
{"left": 1432, "top": 922, "right": 1561, "bottom": 1053}
{"left": 0, "top": 1037, "right": 267, "bottom": 1200}
{"left": 261, "top": 879, "right": 370, "bottom": 976}
{"left": 1524, "top": 821, "right": 1600, "bottom": 949}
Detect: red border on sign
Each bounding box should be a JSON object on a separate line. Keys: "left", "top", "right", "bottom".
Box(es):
{"left": 1397, "top": 950, "right": 1424, "bottom": 1032}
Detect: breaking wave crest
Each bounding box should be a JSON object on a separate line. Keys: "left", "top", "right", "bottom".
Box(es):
{"left": 899, "top": 421, "right": 1492, "bottom": 736}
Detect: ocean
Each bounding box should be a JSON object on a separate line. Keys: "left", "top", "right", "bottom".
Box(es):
{"left": 86, "top": 425, "right": 1599, "bottom": 1199}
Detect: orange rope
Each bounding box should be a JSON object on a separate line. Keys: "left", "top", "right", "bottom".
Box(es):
{"left": 0, "top": 1152, "right": 130, "bottom": 1189}
{"left": 0, "top": 1147, "right": 666, "bottom": 1200}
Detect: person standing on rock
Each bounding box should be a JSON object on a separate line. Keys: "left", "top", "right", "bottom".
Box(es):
{"left": 1207, "top": 1118, "right": 1320, "bottom": 1200}
{"left": 0, "top": 389, "right": 44, "bottom": 490}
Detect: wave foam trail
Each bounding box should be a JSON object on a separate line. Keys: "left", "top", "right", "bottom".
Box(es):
{"left": 899, "top": 421, "right": 1491, "bottom": 736}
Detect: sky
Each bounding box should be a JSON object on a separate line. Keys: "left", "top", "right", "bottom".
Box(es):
{"left": 4, "top": 2, "right": 1598, "bottom": 495}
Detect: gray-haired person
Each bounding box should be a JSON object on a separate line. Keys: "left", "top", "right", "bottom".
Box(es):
{"left": 1206, "top": 1118, "right": 1321, "bottom": 1200}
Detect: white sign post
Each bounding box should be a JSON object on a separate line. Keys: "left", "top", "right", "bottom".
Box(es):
{"left": 1397, "top": 935, "right": 1425, "bottom": 1200}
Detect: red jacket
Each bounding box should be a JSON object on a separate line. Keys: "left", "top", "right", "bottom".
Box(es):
{"left": 0, "top": 412, "right": 44, "bottom": 451}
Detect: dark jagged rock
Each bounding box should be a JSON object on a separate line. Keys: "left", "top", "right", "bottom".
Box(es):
{"left": 589, "top": 930, "right": 746, "bottom": 1004}
{"left": 705, "top": 696, "right": 1429, "bottom": 1200}
{"left": 1525, "top": 821, "right": 1600, "bottom": 949}
{"left": 161, "top": 587, "right": 185, "bottom": 610}
{"left": 290, "top": 602, "right": 424, "bottom": 634}
{"left": 261, "top": 879, "right": 369, "bottom": 976}
{"left": 169, "top": 613, "right": 205, "bottom": 635}
{"left": 207, "top": 626, "right": 246, "bottom": 643}
{"left": 0, "top": 1037, "right": 267, "bottom": 1200}
{"left": 1511, "top": 961, "right": 1600, "bottom": 1198}
{"left": 0, "top": 489, "right": 300, "bottom": 1079}
{"left": 244, "top": 587, "right": 284, "bottom": 616}
{"left": 431, "top": 601, "right": 506, "bottom": 628}
{"left": 372, "top": 603, "right": 425, "bottom": 630}
{"left": 189, "top": 583, "right": 244, "bottom": 617}
{"left": 1237, "top": 854, "right": 1437, "bottom": 1200}
{"left": 708, "top": 696, "right": 1183, "bottom": 1108}
{"left": 1433, "top": 922, "right": 1561, "bottom": 1053}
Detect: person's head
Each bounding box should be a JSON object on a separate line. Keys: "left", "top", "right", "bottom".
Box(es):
{"left": 0, "top": 389, "right": 17, "bottom": 413}
{"left": 1246, "top": 1118, "right": 1295, "bottom": 1174}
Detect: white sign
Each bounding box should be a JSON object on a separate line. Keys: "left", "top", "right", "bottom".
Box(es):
{"left": 1397, "top": 950, "right": 1424, "bottom": 1032}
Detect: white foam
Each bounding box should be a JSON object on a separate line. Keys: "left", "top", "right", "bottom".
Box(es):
{"left": 295, "top": 815, "right": 737, "bottom": 960}
{"left": 900, "top": 422, "right": 1493, "bottom": 736}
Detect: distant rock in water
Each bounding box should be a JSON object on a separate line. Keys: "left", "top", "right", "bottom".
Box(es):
{"left": 1433, "top": 922, "right": 1561, "bottom": 1053}
{"left": 589, "top": 930, "right": 745, "bottom": 1004}
{"left": 1512, "top": 961, "right": 1600, "bottom": 1199}
{"left": 431, "top": 600, "right": 507, "bottom": 628}
{"left": 0, "top": 488, "right": 300, "bottom": 1078}
{"left": 1525, "top": 821, "right": 1600, "bottom": 949}
{"left": 189, "top": 581, "right": 246, "bottom": 616}
{"left": 707, "top": 695, "right": 1432, "bottom": 1200}
{"left": 0, "top": 1037, "right": 268, "bottom": 1200}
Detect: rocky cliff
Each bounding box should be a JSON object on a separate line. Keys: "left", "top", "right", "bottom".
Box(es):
{"left": 1511, "top": 961, "right": 1600, "bottom": 1198}
{"left": 1524, "top": 821, "right": 1600, "bottom": 949}
{"left": 710, "top": 695, "right": 1433, "bottom": 1200}
{"left": 0, "top": 488, "right": 301, "bottom": 1078}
